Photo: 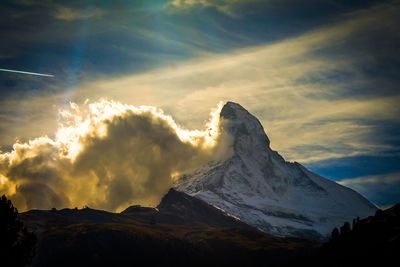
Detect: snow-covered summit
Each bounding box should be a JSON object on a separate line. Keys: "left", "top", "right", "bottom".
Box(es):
{"left": 174, "top": 101, "right": 377, "bottom": 240}
{"left": 220, "top": 101, "right": 271, "bottom": 157}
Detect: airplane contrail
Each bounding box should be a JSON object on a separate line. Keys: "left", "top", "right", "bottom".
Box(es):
{"left": 0, "top": 68, "right": 54, "bottom": 77}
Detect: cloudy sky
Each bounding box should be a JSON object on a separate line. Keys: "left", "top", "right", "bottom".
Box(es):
{"left": 0, "top": 0, "right": 399, "bottom": 210}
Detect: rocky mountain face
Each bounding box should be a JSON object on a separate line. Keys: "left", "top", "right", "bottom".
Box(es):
{"left": 174, "top": 101, "right": 377, "bottom": 240}
{"left": 156, "top": 188, "right": 250, "bottom": 228}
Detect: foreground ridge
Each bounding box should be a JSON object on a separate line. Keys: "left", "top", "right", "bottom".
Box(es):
{"left": 19, "top": 190, "right": 317, "bottom": 266}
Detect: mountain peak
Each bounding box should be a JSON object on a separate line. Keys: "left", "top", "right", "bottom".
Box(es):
{"left": 220, "top": 101, "right": 270, "bottom": 153}
{"left": 220, "top": 101, "right": 255, "bottom": 121}
{"left": 220, "top": 101, "right": 247, "bottom": 119}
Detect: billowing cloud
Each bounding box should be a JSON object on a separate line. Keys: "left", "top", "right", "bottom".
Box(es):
{"left": 0, "top": 100, "right": 232, "bottom": 212}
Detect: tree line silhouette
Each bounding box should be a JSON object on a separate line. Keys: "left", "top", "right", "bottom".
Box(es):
{"left": 0, "top": 195, "right": 37, "bottom": 266}
{"left": 293, "top": 204, "right": 400, "bottom": 266}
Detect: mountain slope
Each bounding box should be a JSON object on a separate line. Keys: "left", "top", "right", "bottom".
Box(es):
{"left": 174, "top": 101, "right": 377, "bottom": 240}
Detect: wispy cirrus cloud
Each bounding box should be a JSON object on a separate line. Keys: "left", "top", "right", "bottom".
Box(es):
{"left": 167, "top": 0, "right": 244, "bottom": 16}
{"left": 54, "top": 6, "right": 103, "bottom": 21}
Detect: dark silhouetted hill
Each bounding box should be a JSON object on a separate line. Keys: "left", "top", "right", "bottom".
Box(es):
{"left": 19, "top": 189, "right": 318, "bottom": 267}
